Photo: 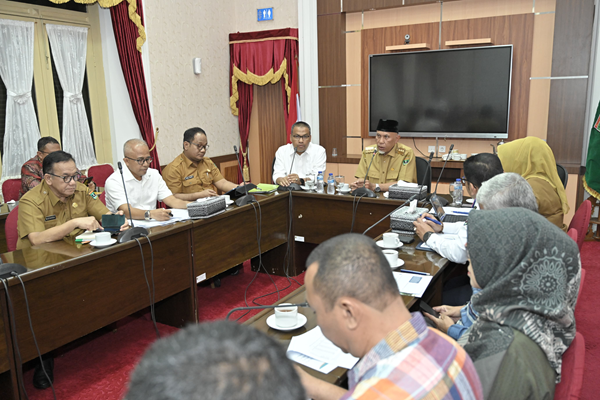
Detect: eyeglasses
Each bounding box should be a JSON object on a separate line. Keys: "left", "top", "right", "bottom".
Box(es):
{"left": 125, "top": 156, "right": 153, "bottom": 165}
{"left": 461, "top": 176, "right": 469, "bottom": 186}
{"left": 47, "top": 172, "right": 81, "bottom": 183}
{"left": 292, "top": 134, "right": 311, "bottom": 140}
{"left": 189, "top": 142, "right": 209, "bottom": 152}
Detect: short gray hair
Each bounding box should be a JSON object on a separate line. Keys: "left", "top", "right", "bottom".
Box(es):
{"left": 476, "top": 172, "right": 538, "bottom": 212}
{"left": 123, "top": 139, "right": 148, "bottom": 156}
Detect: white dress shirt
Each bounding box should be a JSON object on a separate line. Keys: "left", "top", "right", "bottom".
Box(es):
{"left": 425, "top": 204, "right": 479, "bottom": 264}
{"left": 272, "top": 142, "right": 327, "bottom": 183}
{"left": 105, "top": 167, "right": 173, "bottom": 213}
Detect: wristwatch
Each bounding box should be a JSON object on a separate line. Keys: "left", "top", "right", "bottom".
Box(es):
{"left": 375, "top": 184, "right": 381, "bottom": 193}
{"left": 145, "top": 210, "right": 151, "bottom": 221}
{"left": 423, "top": 231, "right": 433, "bottom": 243}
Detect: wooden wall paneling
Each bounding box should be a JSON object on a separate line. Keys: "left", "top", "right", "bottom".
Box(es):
{"left": 547, "top": 79, "right": 589, "bottom": 173}
{"left": 255, "top": 81, "right": 286, "bottom": 183}
{"left": 550, "top": 0, "right": 595, "bottom": 77}
{"left": 361, "top": 23, "right": 439, "bottom": 138}
{"left": 546, "top": 0, "right": 595, "bottom": 173}
{"left": 343, "top": 0, "right": 448, "bottom": 13}
{"left": 442, "top": 14, "right": 534, "bottom": 141}
{"left": 319, "top": 87, "right": 348, "bottom": 161}
{"left": 317, "top": 0, "right": 341, "bottom": 15}
{"left": 318, "top": 14, "right": 346, "bottom": 87}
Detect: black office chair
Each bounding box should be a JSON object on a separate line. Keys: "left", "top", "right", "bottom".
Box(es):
{"left": 556, "top": 164, "right": 568, "bottom": 188}
{"left": 416, "top": 157, "right": 432, "bottom": 193}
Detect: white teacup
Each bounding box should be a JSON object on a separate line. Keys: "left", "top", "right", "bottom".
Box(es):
{"left": 460, "top": 154, "right": 467, "bottom": 160}
{"left": 383, "top": 249, "right": 398, "bottom": 268}
{"left": 382, "top": 232, "right": 400, "bottom": 248}
{"left": 221, "top": 194, "right": 231, "bottom": 202}
{"left": 274, "top": 303, "right": 298, "bottom": 328}
{"left": 95, "top": 232, "right": 112, "bottom": 245}
{"left": 342, "top": 183, "right": 350, "bottom": 191}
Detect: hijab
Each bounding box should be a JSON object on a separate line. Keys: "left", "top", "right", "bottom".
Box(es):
{"left": 497, "top": 137, "right": 570, "bottom": 214}
{"left": 464, "top": 207, "right": 580, "bottom": 394}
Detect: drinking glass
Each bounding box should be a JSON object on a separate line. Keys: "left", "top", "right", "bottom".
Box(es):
{"left": 448, "top": 183, "right": 463, "bottom": 206}
{"left": 335, "top": 175, "right": 345, "bottom": 194}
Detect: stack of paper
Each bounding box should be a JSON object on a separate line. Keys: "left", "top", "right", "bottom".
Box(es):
{"left": 131, "top": 208, "right": 190, "bottom": 229}
{"left": 249, "top": 183, "right": 278, "bottom": 194}
{"left": 287, "top": 326, "right": 358, "bottom": 374}
{"left": 392, "top": 272, "right": 433, "bottom": 297}
{"left": 75, "top": 231, "right": 97, "bottom": 242}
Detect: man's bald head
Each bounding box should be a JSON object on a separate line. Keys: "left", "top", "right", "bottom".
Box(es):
{"left": 123, "top": 139, "right": 149, "bottom": 157}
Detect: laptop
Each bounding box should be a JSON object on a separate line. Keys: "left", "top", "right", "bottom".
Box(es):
{"left": 430, "top": 195, "right": 469, "bottom": 223}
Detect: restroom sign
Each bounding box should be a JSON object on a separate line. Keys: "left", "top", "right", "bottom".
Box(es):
{"left": 257, "top": 8, "right": 273, "bottom": 21}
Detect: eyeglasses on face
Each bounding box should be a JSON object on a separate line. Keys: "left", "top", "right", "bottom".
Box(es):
{"left": 47, "top": 172, "right": 82, "bottom": 183}
{"left": 189, "top": 142, "right": 209, "bottom": 152}
{"left": 125, "top": 156, "right": 153, "bottom": 165}
{"left": 292, "top": 134, "right": 311, "bottom": 140}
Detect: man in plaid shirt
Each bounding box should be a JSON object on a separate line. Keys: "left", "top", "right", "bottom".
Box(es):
{"left": 297, "top": 234, "right": 483, "bottom": 400}
{"left": 20, "top": 137, "right": 94, "bottom": 198}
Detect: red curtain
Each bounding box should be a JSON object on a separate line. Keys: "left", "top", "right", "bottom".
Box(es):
{"left": 229, "top": 28, "right": 299, "bottom": 182}
{"left": 110, "top": 0, "right": 161, "bottom": 172}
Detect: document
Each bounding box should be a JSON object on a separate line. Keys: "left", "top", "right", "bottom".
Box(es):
{"left": 287, "top": 326, "right": 359, "bottom": 374}
{"left": 392, "top": 272, "right": 433, "bottom": 298}
{"left": 130, "top": 208, "right": 190, "bottom": 228}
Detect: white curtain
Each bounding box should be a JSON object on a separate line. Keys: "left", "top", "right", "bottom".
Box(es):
{"left": 46, "top": 24, "right": 97, "bottom": 169}
{"left": 0, "top": 19, "right": 41, "bottom": 181}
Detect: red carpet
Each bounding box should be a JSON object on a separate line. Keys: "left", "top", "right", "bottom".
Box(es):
{"left": 575, "top": 240, "right": 600, "bottom": 400}
{"left": 22, "top": 261, "right": 304, "bottom": 400}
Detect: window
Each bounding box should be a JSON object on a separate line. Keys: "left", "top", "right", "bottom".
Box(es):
{"left": 0, "top": 0, "right": 111, "bottom": 176}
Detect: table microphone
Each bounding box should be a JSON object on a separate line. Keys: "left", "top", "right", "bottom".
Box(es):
{"left": 277, "top": 147, "right": 302, "bottom": 191}
{"left": 233, "top": 145, "right": 256, "bottom": 206}
{"left": 352, "top": 150, "right": 377, "bottom": 198}
{"left": 0, "top": 261, "right": 26, "bottom": 279}
{"left": 116, "top": 161, "right": 148, "bottom": 243}
{"left": 428, "top": 144, "right": 454, "bottom": 207}
{"left": 225, "top": 302, "right": 309, "bottom": 320}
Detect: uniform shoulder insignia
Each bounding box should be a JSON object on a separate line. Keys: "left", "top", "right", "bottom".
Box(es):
{"left": 363, "top": 145, "right": 377, "bottom": 154}
{"left": 397, "top": 147, "right": 405, "bottom": 155}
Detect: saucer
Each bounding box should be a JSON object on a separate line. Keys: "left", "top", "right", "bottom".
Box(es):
{"left": 466, "top": 198, "right": 475, "bottom": 204}
{"left": 394, "top": 258, "right": 405, "bottom": 268}
{"left": 376, "top": 240, "right": 403, "bottom": 249}
{"left": 225, "top": 200, "right": 234, "bottom": 206}
{"left": 301, "top": 185, "right": 315, "bottom": 191}
{"left": 90, "top": 238, "right": 117, "bottom": 248}
{"left": 266, "top": 313, "right": 307, "bottom": 331}
{"left": 337, "top": 188, "right": 351, "bottom": 194}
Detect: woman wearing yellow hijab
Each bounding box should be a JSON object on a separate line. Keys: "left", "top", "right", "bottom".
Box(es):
{"left": 497, "top": 137, "right": 569, "bottom": 231}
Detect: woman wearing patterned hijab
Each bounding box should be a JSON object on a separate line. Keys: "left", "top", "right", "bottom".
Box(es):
{"left": 464, "top": 207, "right": 580, "bottom": 399}
{"left": 497, "top": 137, "right": 570, "bottom": 231}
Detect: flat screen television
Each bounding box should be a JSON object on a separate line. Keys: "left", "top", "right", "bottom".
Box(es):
{"left": 368, "top": 45, "right": 513, "bottom": 139}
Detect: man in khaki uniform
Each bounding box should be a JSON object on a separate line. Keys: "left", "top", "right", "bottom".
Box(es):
{"left": 351, "top": 119, "right": 417, "bottom": 193}
{"left": 163, "top": 127, "right": 239, "bottom": 200}
{"left": 16, "top": 150, "right": 127, "bottom": 391}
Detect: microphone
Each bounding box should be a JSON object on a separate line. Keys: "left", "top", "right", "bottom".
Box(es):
{"left": 362, "top": 151, "right": 433, "bottom": 236}
{"left": 233, "top": 146, "right": 256, "bottom": 207}
{"left": 429, "top": 144, "right": 454, "bottom": 207}
{"left": 226, "top": 302, "right": 309, "bottom": 320}
{"left": 0, "top": 262, "right": 26, "bottom": 279}
{"left": 277, "top": 147, "right": 302, "bottom": 191}
{"left": 116, "top": 161, "right": 149, "bottom": 243}
{"left": 352, "top": 150, "right": 377, "bottom": 198}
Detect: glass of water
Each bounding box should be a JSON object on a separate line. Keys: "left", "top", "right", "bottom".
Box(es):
{"left": 335, "top": 175, "right": 345, "bottom": 194}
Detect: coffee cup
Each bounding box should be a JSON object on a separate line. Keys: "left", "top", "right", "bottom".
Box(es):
{"left": 274, "top": 303, "right": 298, "bottom": 328}
{"left": 383, "top": 249, "right": 398, "bottom": 268}
{"left": 342, "top": 183, "right": 350, "bottom": 191}
{"left": 382, "top": 232, "right": 400, "bottom": 248}
{"left": 95, "top": 232, "right": 112, "bottom": 245}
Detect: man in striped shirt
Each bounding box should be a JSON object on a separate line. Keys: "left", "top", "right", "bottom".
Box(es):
{"left": 297, "top": 234, "right": 483, "bottom": 400}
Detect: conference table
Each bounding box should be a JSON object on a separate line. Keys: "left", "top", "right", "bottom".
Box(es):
{"left": 0, "top": 190, "right": 454, "bottom": 399}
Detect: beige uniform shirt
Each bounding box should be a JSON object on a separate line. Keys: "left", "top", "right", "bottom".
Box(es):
{"left": 162, "top": 153, "right": 224, "bottom": 194}
{"left": 527, "top": 177, "right": 567, "bottom": 232}
{"left": 17, "top": 181, "right": 108, "bottom": 250}
{"left": 355, "top": 143, "right": 417, "bottom": 183}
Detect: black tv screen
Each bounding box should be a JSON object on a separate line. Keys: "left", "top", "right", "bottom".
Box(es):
{"left": 369, "top": 45, "right": 512, "bottom": 139}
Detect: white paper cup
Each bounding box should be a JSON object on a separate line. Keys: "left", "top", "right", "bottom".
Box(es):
{"left": 95, "top": 232, "right": 112, "bottom": 245}
{"left": 383, "top": 249, "right": 398, "bottom": 268}
{"left": 274, "top": 303, "right": 298, "bottom": 328}
{"left": 382, "top": 232, "right": 400, "bottom": 248}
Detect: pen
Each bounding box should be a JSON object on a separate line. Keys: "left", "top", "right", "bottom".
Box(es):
{"left": 452, "top": 211, "right": 471, "bottom": 215}
{"left": 424, "top": 216, "right": 442, "bottom": 225}
{"left": 400, "top": 269, "right": 430, "bottom": 276}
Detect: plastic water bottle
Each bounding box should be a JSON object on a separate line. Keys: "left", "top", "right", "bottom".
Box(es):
{"left": 327, "top": 173, "right": 335, "bottom": 195}
{"left": 453, "top": 178, "right": 463, "bottom": 206}
{"left": 316, "top": 171, "right": 324, "bottom": 193}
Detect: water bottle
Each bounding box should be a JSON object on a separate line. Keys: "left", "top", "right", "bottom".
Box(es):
{"left": 453, "top": 178, "right": 463, "bottom": 206}
{"left": 327, "top": 173, "right": 335, "bottom": 195}
{"left": 316, "top": 171, "right": 324, "bottom": 193}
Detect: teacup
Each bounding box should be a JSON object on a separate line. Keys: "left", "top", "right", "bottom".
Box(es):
{"left": 221, "top": 194, "right": 231, "bottom": 202}
{"left": 382, "top": 232, "right": 401, "bottom": 248}
{"left": 95, "top": 232, "right": 112, "bottom": 245}
{"left": 383, "top": 249, "right": 398, "bottom": 268}
{"left": 342, "top": 183, "right": 350, "bottom": 191}
{"left": 460, "top": 154, "right": 467, "bottom": 160}
{"left": 306, "top": 180, "right": 315, "bottom": 190}
{"left": 274, "top": 303, "right": 298, "bottom": 327}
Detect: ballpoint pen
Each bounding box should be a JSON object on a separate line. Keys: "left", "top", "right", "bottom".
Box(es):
{"left": 400, "top": 269, "right": 430, "bottom": 276}
{"left": 424, "top": 216, "right": 442, "bottom": 225}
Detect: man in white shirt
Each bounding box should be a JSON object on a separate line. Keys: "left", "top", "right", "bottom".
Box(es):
{"left": 413, "top": 153, "right": 503, "bottom": 263}
{"left": 272, "top": 121, "right": 326, "bottom": 186}
{"left": 105, "top": 139, "right": 189, "bottom": 221}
